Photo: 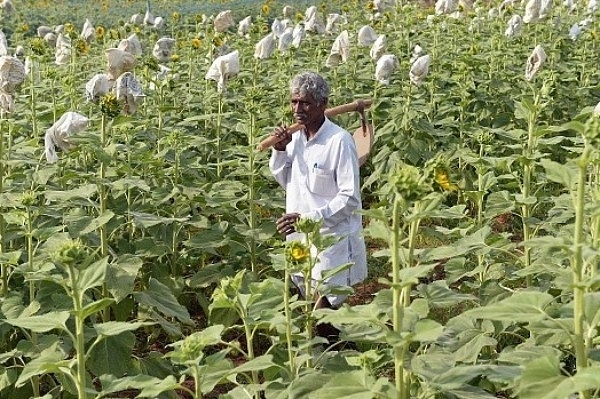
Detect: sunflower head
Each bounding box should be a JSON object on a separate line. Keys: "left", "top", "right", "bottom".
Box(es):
{"left": 20, "top": 191, "right": 37, "bottom": 208}
{"left": 28, "top": 37, "right": 47, "bottom": 56}
{"left": 212, "top": 35, "right": 223, "bottom": 47}
{"left": 18, "top": 23, "right": 30, "bottom": 34}
{"left": 261, "top": 4, "right": 270, "bottom": 16}
{"left": 172, "top": 11, "right": 181, "bottom": 22}
{"left": 286, "top": 241, "right": 310, "bottom": 265}
{"left": 191, "top": 38, "right": 201, "bottom": 49}
{"left": 99, "top": 92, "right": 121, "bottom": 118}
{"left": 96, "top": 26, "right": 105, "bottom": 39}
{"left": 170, "top": 53, "right": 180, "bottom": 62}
{"left": 388, "top": 164, "right": 431, "bottom": 202}
{"left": 74, "top": 38, "right": 90, "bottom": 54}
{"left": 366, "top": 1, "right": 375, "bottom": 11}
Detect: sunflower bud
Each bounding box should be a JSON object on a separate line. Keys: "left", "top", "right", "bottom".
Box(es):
{"left": 286, "top": 241, "right": 310, "bottom": 265}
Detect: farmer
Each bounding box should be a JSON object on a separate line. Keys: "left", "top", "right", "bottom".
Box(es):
{"left": 268, "top": 71, "right": 368, "bottom": 340}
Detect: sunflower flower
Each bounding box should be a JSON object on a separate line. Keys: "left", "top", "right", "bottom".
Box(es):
{"left": 261, "top": 3, "right": 270, "bottom": 16}
{"left": 99, "top": 92, "right": 120, "bottom": 118}
{"left": 74, "top": 38, "right": 90, "bottom": 55}
{"left": 96, "top": 26, "right": 105, "bottom": 39}
{"left": 286, "top": 241, "right": 310, "bottom": 265}
{"left": 191, "top": 38, "right": 201, "bottom": 49}
{"left": 434, "top": 167, "right": 458, "bottom": 192}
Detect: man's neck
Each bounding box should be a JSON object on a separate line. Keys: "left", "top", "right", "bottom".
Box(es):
{"left": 304, "top": 116, "right": 326, "bottom": 140}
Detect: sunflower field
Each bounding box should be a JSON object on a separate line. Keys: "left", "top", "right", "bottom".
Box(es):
{"left": 0, "top": 0, "right": 598, "bottom": 397}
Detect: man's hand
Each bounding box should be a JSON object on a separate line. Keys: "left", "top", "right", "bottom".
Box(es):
{"left": 271, "top": 125, "right": 292, "bottom": 151}
{"left": 276, "top": 213, "right": 300, "bottom": 236}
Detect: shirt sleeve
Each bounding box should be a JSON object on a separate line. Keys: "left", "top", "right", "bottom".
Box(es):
{"left": 269, "top": 148, "right": 291, "bottom": 189}
{"left": 303, "top": 137, "right": 361, "bottom": 228}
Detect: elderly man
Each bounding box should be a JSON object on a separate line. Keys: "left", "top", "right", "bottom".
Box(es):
{"left": 269, "top": 72, "right": 368, "bottom": 338}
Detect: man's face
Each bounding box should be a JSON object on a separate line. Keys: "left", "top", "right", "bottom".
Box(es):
{"left": 290, "top": 92, "right": 327, "bottom": 127}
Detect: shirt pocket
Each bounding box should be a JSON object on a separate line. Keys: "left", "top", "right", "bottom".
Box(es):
{"left": 308, "top": 167, "right": 337, "bottom": 197}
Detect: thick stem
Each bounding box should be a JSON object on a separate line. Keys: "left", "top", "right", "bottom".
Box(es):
{"left": 68, "top": 262, "right": 88, "bottom": 399}
{"left": 573, "top": 147, "right": 590, "bottom": 399}
{"left": 99, "top": 115, "right": 109, "bottom": 322}
{"left": 0, "top": 114, "right": 7, "bottom": 296}
{"left": 283, "top": 266, "right": 295, "bottom": 377}
{"left": 391, "top": 197, "right": 405, "bottom": 398}
{"left": 248, "top": 112, "right": 257, "bottom": 273}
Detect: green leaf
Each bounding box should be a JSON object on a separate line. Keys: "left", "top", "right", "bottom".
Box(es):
{"left": 79, "top": 298, "right": 114, "bottom": 320}
{"left": 463, "top": 291, "right": 554, "bottom": 322}
{"left": 417, "top": 280, "right": 478, "bottom": 308}
{"left": 413, "top": 319, "right": 443, "bottom": 342}
{"left": 515, "top": 355, "right": 565, "bottom": 398}
{"left": 98, "top": 374, "right": 178, "bottom": 396}
{"left": 75, "top": 210, "right": 115, "bottom": 236}
{"left": 230, "top": 354, "right": 275, "bottom": 373}
{"left": 134, "top": 278, "right": 191, "bottom": 324}
{"left": 88, "top": 332, "right": 136, "bottom": 377}
{"left": 77, "top": 257, "right": 109, "bottom": 294}
{"left": 94, "top": 321, "right": 154, "bottom": 337}
{"left": 307, "top": 370, "right": 387, "bottom": 399}
{"left": 106, "top": 255, "right": 144, "bottom": 302}
{"left": 540, "top": 159, "right": 576, "bottom": 190}
{"left": 43, "top": 184, "right": 97, "bottom": 202}
{"left": 5, "top": 311, "right": 70, "bottom": 333}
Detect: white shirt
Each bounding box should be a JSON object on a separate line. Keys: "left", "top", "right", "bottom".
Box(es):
{"left": 269, "top": 117, "right": 368, "bottom": 295}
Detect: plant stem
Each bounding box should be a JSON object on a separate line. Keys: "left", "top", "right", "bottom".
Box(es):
{"left": 283, "top": 265, "right": 296, "bottom": 377}
{"left": 68, "top": 262, "right": 88, "bottom": 399}
{"left": 99, "top": 115, "right": 109, "bottom": 322}
{"left": 0, "top": 113, "right": 7, "bottom": 297}
{"left": 573, "top": 146, "right": 590, "bottom": 399}
{"left": 391, "top": 196, "right": 407, "bottom": 399}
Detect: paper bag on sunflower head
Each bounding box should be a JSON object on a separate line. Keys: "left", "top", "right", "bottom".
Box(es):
{"left": 0, "top": 90, "right": 13, "bottom": 114}
{"left": 85, "top": 73, "right": 112, "bottom": 103}
{"left": 131, "top": 14, "right": 143, "bottom": 25}
{"left": 254, "top": 33, "right": 276, "bottom": 59}
{"left": 152, "top": 37, "right": 176, "bottom": 63}
{"left": 45, "top": 111, "right": 89, "bottom": 164}
{"left": 525, "top": 45, "right": 546, "bottom": 81}
{"left": 37, "top": 25, "right": 52, "bottom": 38}
{"left": 153, "top": 16, "right": 165, "bottom": 30}
{"left": 238, "top": 16, "right": 252, "bottom": 37}
{"left": 410, "top": 54, "right": 431, "bottom": 86}
{"left": 105, "top": 48, "right": 136, "bottom": 80}
{"left": 214, "top": 10, "right": 234, "bottom": 33}
{"left": 205, "top": 50, "right": 239, "bottom": 92}
{"left": 0, "top": 30, "right": 8, "bottom": 56}
{"left": 283, "top": 5, "right": 293, "bottom": 17}
{"left": 375, "top": 54, "right": 398, "bottom": 85}
{"left": 0, "top": 55, "right": 25, "bottom": 94}
{"left": 0, "top": 0, "right": 15, "bottom": 16}
{"left": 55, "top": 34, "right": 71, "bottom": 65}
{"left": 325, "top": 13, "right": 346, "bottom": 34}
{"left": 357, "top": 25, "right": 378, "bottom": 47}
{"left": 292, "top": 24, "right": 305, "bottom": 48}
{"left": 44, "top": 32, "right": 57, "bottom": 48}
{"left": 325, "top": 30, "right": 349, "bottom": 68}
{"left": 505, "top": 14, "right": 522, "bottom": 38}
{"left": 370, "top": 34, "right": 387, "bottom": 61}
{"left": 115, "top": 72, "right": 145, "bottom": 115}
{"left": 81, "top": 18, "right": 96, "bottom": 43}
{"left": 278, "top": 27, "right": 293, "bottom": 53}
{"left": 118, "top": 33, "right": 143, "bottom": 56}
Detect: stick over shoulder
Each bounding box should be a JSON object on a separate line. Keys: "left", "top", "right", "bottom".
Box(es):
{"left": 257, "top": 99, "right": 372, "bottom": 151}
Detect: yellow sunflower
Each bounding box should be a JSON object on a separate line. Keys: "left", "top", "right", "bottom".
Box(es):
{"left": 172, "top": 11, "right": 181, "bottom": 22}
{"left": 191, "top": 38, "right": 201, "bottom": 49}
{"left": 261, "top": 3, "right": 270, "bottom": 15}
{"left": 212, "top": 35, "right": 223, "bottom": 47}
{"left": 96, "top": 26, "right": 105, "bottom": 39}
{"left": 286, "top": 241, "right": 310, "bottom": 264}
{"left": 74, "top": 38, "right": 90, "bottom": 54}
{"left": 434, "top": 167, "right": 458, "bottom": 192}
{"left": 366, "top": 1, "right": 375, "bottom": 11}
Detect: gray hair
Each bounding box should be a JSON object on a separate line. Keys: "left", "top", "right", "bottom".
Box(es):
{"left": 290, "top": 72, "right": 329, "bottom": 106}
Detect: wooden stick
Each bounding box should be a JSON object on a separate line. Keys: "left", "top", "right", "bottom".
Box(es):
{"left": 256, "top": 99, "right": 372, "bottom": 151}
